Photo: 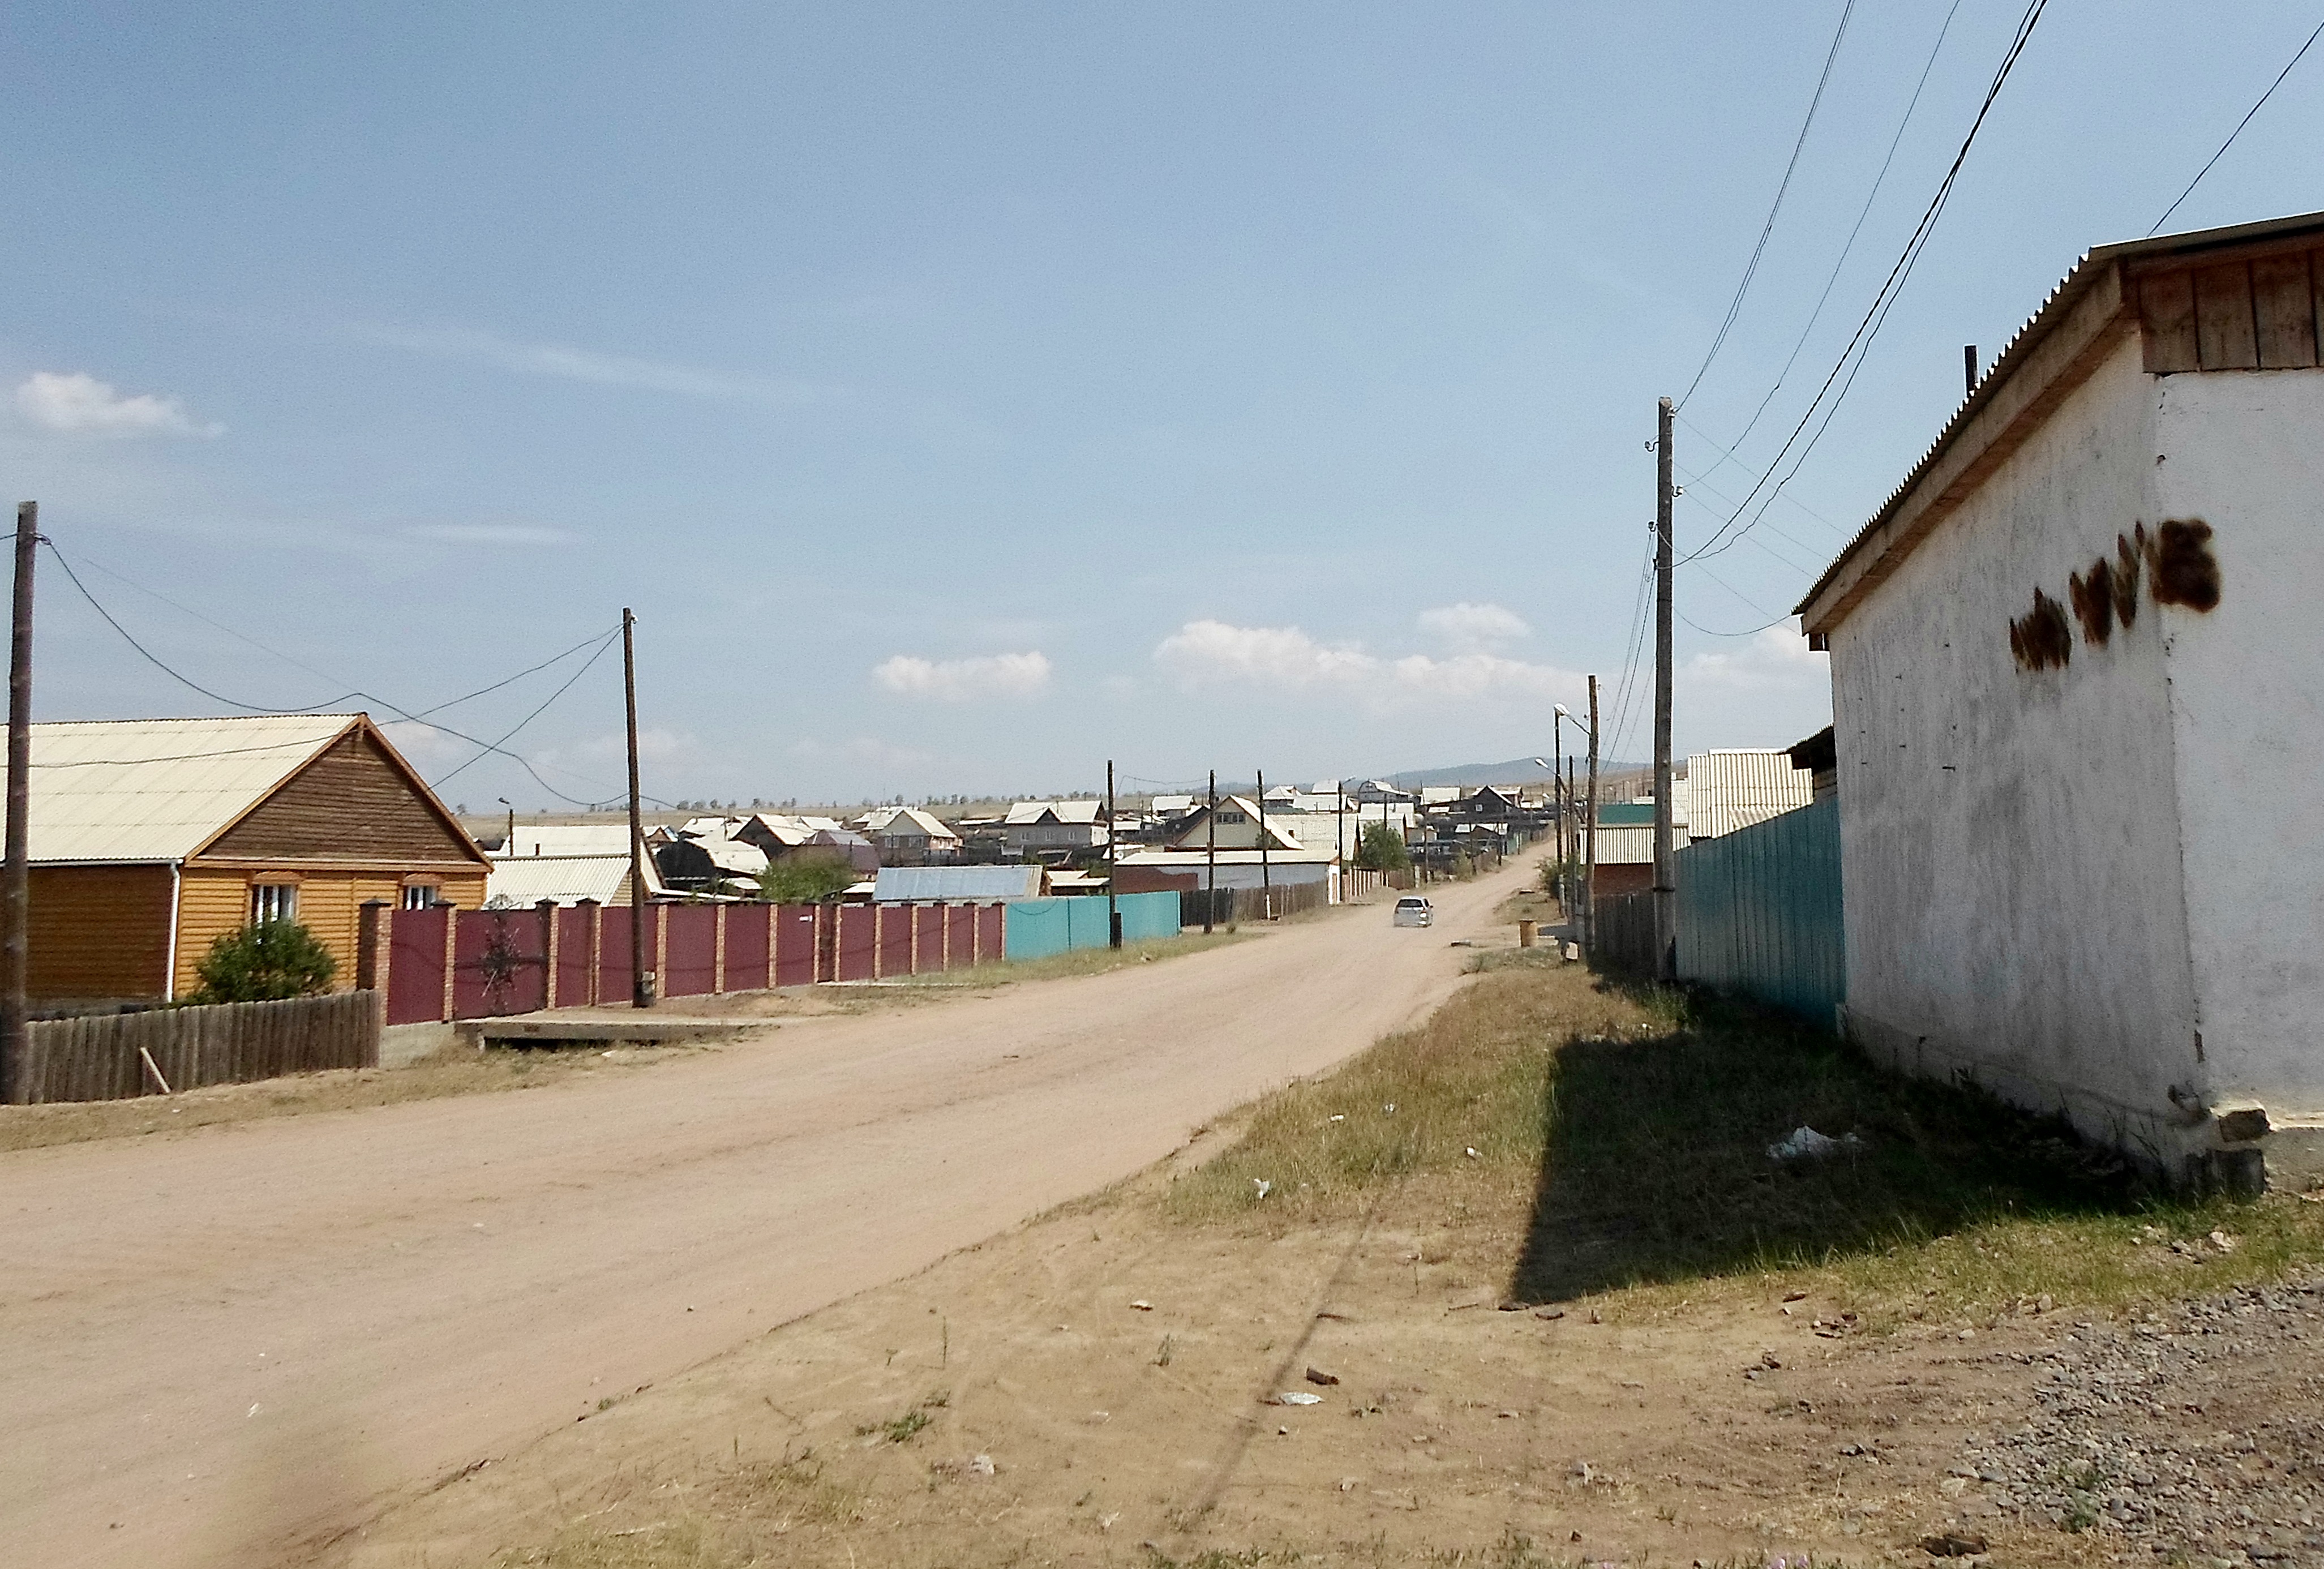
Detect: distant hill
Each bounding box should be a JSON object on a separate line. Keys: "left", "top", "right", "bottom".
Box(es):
{"left": 1372, "top": 757, "right": 1650, "bottom": 790}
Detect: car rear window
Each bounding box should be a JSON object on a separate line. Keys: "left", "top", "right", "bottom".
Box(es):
{"left": 1396, "top": 897, "right": 1426, "bottom": 908}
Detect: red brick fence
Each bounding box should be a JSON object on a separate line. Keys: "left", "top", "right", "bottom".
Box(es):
{"left": 359, "top": 901, "right": 1008, "bottom": 1026}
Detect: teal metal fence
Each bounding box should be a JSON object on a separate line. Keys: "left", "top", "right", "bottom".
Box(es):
{"left": 1003, "top": 891, "right": 1181, "bottom": 961}
{"left": 1674, "top": 796, "right": 1845, "bottom": 1028}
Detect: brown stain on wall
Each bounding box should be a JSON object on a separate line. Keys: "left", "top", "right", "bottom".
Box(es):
{"left": 2010, "top": 520, "right": 2221, "bottom": 675}
{"left": 2009, "top": 589, "right": 2073, "bottom": 671}
{"left": 2146, "top": 518, "right": 2222, "bottom": 611}
{"left": 2068, "top": 558, "right": 2117, "bottom": 645}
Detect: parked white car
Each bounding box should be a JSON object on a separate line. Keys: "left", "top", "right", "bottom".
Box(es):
{"left": 1391, "top": 895, "right": 1433, "bottom": 928}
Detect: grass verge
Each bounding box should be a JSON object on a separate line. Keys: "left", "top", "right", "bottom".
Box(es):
{"left": 1163, "top": 961, "right": 2324, "bottom": 1320}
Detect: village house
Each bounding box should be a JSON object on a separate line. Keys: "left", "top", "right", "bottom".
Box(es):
{"left": 862, "top": 807, "right": 963, "bottom": 865}
{"left": 1163, "top": 796, "right": 1303, "bottom": 853}
{"left": 1796, "top": 210, "right": 2324, "bottom": 1186}
{"left": 26, "top": 713, "right": 488, "bottom": 1002}
{"left": 1001, "top": 800, "right": 1108, "bottom": 858}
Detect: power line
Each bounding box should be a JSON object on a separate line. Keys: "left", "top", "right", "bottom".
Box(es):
{"left": 429, "top": 630, "right": 621, "bottom": 790}
{"left": 1722, "top": 0, "right": 1969, "bottom": 453}
{"left": 45, "top": 542, "right": 628, "bottom": 808}
{"left": 1677, "top": 0, "right": 1858, "bottom": 409}
{"left": 1676, "top": 0, "right": 2051, "bottom": 569}
{"left": 2150, "top": 14, "right": 2324, "bottom": 235}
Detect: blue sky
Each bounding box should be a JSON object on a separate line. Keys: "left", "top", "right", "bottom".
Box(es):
{"left": 5, "top": 3, "right": 2320, "bottom": 808}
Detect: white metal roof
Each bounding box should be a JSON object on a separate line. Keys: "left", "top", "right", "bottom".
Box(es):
{"left": 872, "top": 807, "right": 961, "bottom": 841}
{"left": 872, "top": 864, "right": 1044, "bottom": 902}
{"left": 1004, "top": 799, "right": 1105, "bottom": 825}
{"left": 28, "top": 713, "right": 365, "bottom": 864}
{"left": 1587, "top": 824, "right": 1692, "bottom": 866}
{"left": 497, "top": 824, "right": 635, "bottom": 858}
{"left": 484, "top": 853, "right": 663, "bottom": 908}
{"left": 1684, "top": 751, "right": 1813, "bottom": 839}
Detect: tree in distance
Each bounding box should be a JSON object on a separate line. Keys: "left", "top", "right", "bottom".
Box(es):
{"left": 192, "top": 920, "right": 339, "bottom": 1003}
{"left": 757, "top": 852, "right": 860, "bottom": 904}
{"left": 1354, "top": 820, "right": 1411, "bottom": 872}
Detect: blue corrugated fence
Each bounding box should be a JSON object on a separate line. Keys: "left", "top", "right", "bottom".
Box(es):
{"left": 1674, "top": 796, "right": 1845, "bottom": 1028}
{"left": 1003, "top": 891, "right": 1181, "bottom": 961}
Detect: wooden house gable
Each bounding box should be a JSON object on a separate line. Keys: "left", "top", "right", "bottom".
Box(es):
{"left": 195, "top": 726, "right": 485, "bottom": 868}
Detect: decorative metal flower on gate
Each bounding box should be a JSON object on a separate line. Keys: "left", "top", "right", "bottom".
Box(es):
{"left": 478, "top": 913, "right": 525, "bottom": 1013}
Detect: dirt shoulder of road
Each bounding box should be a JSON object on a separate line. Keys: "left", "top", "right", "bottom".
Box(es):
{"left": 0, "top": 929, "right": 1255, "bottom": 1157}
{"left": 335, "top": 957, "right": 2324, "bottom": 1569}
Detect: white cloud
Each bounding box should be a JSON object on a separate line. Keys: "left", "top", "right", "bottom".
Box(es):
{"left": 14, "top": 371, "right": 221, "bottom": 437}
{"left": 1682, "top": 622, "right": 1827, "bottom": 693}
{"left": 1154, "top": 619, "right": 1578, "bottom": 709}
{"left": 404, "top": 522, "right": 573, "bottom": 546}
{"left": 872, "top": 650, "right": 1052, "bottom": 702}
{"left": 347, "top": 322, "right": 832, "bottom": 405}
{"left": 1416, "top": 601, "right": 1529, "bottom": 649}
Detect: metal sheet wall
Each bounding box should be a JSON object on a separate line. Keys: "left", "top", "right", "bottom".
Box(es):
{"left": 1674, "top": 796, "right": 1845, "bottom": 1028}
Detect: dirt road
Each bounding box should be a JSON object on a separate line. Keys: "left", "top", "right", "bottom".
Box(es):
{"left": 0, "top": 861, "right": 1529, "bottom": 1568}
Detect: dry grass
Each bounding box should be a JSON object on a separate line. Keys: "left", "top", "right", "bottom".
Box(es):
{"left": 1161, "top": 962, "right": 2324, "bottom": 1322}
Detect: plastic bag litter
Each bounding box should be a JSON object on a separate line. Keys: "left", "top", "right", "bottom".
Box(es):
{"left": 1766, "top": 1125, "right": 1863, "bottom": 1162}
{"left": 1276, "top": 1391, "right": 1323, "bottom": 1405}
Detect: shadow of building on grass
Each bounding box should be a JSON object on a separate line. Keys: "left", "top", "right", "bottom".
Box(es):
{"left": 1507, "top": 981, "right": 2143, "bottom": 1305}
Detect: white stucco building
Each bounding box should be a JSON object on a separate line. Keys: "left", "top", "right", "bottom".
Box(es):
{"left": 1797, "top": 212, "right": 2324, "bottom": 1189}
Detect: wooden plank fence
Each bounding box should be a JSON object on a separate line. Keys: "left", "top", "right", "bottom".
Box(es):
{"left": 10, "top": 990, "right": 382, "bottom": 1105}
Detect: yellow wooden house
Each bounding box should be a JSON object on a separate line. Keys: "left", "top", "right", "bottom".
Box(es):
{"left": 27, "top": 713, "right": 490, "bottom": 1002}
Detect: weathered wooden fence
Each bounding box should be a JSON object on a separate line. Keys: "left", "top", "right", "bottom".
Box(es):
{"left": 10, "top": 990, "right": 382, "bottom": 1105}
{"left": 1180, "top": 879, "right": 1330, "bottom": 928}
{"left": 1590, "top": 889, "right": 1661, "bottom": 975}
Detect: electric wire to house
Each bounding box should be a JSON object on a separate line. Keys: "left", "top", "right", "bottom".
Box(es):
{"left": 1674, "top": 0, "right": 2052, "bottom": 572}
{"left": 43, "top": 542, "right": 646, "bottom": 808}
{"left": 2150, "top": 14, "right": 2324, "bottom": 236}
{"left": 1676, "top": 0, "right": 1859, "bottom": 411}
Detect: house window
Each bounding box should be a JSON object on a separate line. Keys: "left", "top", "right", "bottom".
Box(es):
{"left": 250, "top": 882, "right": 299, "bottom": 925}
{"left": 401, "top": 882, "right": 441, "bottom": 910}
{"left": 1216, "top": 810, "right": 1245, "bottom": 825}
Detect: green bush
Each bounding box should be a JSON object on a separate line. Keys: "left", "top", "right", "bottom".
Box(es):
{"left": 757, "top": 851, "right": 860, "bottom": 904}
{"left": 192, "top": 920, "right": 338, "bottom": 1003}
{"left": 1354, "top": 820, "right": 1410, "bottom": 872}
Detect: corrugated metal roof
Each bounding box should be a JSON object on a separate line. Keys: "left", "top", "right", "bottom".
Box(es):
{"left": 498, "top": 824, "right": 635, "bottom": 858}
{"left": 484, "top": 854, "right": 662, "bottom": 908}
{"left": 28, "top": 713, "right": 361, "bottom": 864}
{"left": 1684, "top": 752, "right": 1813, "bottom": 840}
{"left": 1587, "top": 824, "right": 1691, "bottom": 865}
{"left": 1004, "top": 799, "right": 1105, "bottom": 825}
{"left": 872, "top": 808, "right": 960, "bottom": 841}
{"left": 873, "top": 865, "right": 1044, "bottom": 902}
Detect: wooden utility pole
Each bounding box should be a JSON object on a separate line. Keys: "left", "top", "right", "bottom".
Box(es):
{"left": 1, "top": 502, "right": 35, "bottom": 1105}
{"left": 1106, "top": 758, "right": 1120, "bottom": 949}
{"left": 1584, "top": 673, "right": 1600, "bottom": 957}
{"left": 1963, "top": 344, "right": 1978, "bottom": 399}
{"left": 1653, "top": 398, "right": 1676, "bottom": 980}
{"left": 1256, "top": 768, "right": 1271, "bottom": 920}
{"left": 1203, "top": 769, "right": 1217, "bottom": 934}
{"left": 623, "top": 607, "right": 653, "bottom": 1007}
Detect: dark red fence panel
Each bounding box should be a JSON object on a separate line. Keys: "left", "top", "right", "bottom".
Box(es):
{"left": 724, "top": 904, "right": 771, "bottom": 991}
{"left": 977, "top": 904, "right": 1004, "bottom": 962}
{"left": 452, "top": 907, "right": 547, "bottom": 1019}
{"left": 598, "top": 907, "right": 636, "bottom": 1005}
{"left": 836, "top": 906, "right": 874, "bottom": 981}
{"left": 555, "top": 907, "right": 594, "bottom": 1006}
{"left": 876, "top": 906, "right": 912, "bottom": 978}
{"left": 945, "top": 905, "right": 976, "bottom": 970}
{"left": 387, "top": 906, "right": 448, "bottom": 1024}
{"left": 912, "top": 905, "right": 945, "bottom": 973}
{"left": 774, "top": 906, "right": 817, "bottom": 987}
{"left": 663, "top": 905, "right": 717, "bottom": 997}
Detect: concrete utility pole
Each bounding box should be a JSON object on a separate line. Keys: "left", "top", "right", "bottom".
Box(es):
{"left": 1106, "top": 758, "right": 1120, "bottom": 950}
{"left": 1653, "top": 397, "right": 1676, "bottom": 980}
{"left": 1584, "top": 673, "right": 1600, "bottom": 957}
{"left": 1, "top": 502, "right": 36, "bottom": 1105}
{"left": 1203, "top": 769, "right": 1217, "bottom": 935}
{"left": 623, "top": 607, "right": 653, "bottom": 1007}
{"left": 1256, "top": 768, "right": 1271, "bottom": 920}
